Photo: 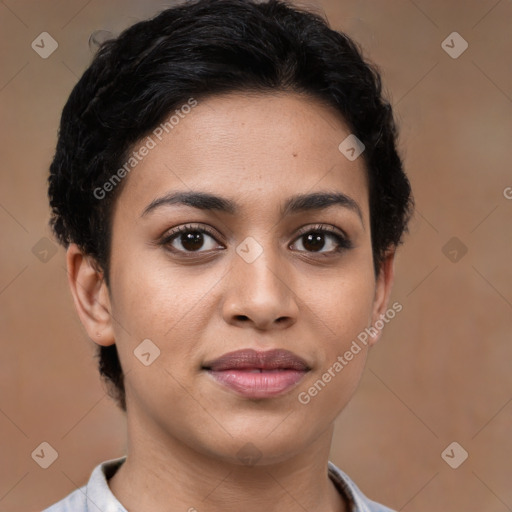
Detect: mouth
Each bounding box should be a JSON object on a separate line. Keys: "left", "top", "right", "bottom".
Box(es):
{"left": 202, "top": 348, "right": 310, "bottom": 399}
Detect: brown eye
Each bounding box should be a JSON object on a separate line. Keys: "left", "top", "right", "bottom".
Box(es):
{"left": 178, "top": 231, "right": 207, "bottom": 251}
{"left": 290, "top": 226, "right": 352, "bottom": 254}
{"left": 161, "top": 225, "right": 223, "bottom": 254}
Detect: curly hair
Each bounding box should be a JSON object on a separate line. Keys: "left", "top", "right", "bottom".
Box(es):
{"left": 48, "top": 0, "right": 414, "bottom": 412}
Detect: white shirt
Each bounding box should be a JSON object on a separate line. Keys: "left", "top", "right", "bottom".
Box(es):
{"left": 43, "top": 456, "right": 396, "bottom": 512}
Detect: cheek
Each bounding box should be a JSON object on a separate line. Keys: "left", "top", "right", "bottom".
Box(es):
{"left": 307, "top": 268, "right": 376, "bottom": 341}
{"left": 294, "top": 287, "right": 371, "bottom": 420}
{"left": 108, "top": 254, "right": 219, "bottom": 371}
{"left": 296, "top": 280, "right": 373, "bottom": 414}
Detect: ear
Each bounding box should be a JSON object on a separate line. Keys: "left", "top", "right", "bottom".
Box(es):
{"left": 66, "top": 243, "right": 115, "bottom": 346}
{"left": 367, "top": 249, "right": 396, "bottom": 347}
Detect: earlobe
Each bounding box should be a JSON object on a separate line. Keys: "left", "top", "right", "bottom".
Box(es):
{"left": 66, "top": 243, "right": 115, "bottom": 347}
{"left": 368, "top": 249, "right": 396, "bottom": 347}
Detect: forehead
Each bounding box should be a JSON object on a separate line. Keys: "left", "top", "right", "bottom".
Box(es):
{"left": 112, "top": 91, "right": 369, "bottom": 222}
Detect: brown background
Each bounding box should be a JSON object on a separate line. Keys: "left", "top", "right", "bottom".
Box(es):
{"left": 1, "top": 0, "right": 511, "bottom": 510}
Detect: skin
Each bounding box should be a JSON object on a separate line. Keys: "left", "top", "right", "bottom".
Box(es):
{"left": 67, "top": 91, "right": 395, "bottom": 512}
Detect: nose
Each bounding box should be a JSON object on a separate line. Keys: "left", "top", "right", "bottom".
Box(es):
{"left": 221, "top": 243, "right": 299, "bottom": 331}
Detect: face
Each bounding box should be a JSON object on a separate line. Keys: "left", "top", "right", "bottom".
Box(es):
{"left": 70, "top": 91, "right": 394, "bottom": 466}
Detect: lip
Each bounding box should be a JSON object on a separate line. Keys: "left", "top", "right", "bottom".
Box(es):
{"left": 202, "top": 348, "right": 310, "bottom": 399}
{"left": 203, "top": 348, "right": 310, "bottom": 372}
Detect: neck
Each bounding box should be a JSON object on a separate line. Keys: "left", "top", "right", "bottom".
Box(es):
{"left": 108, "top": 412, "right": 346, "bottom": 512}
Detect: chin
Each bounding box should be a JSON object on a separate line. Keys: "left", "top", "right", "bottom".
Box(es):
{"left": 196, "top": 424, "right": 314, "bottom": 467}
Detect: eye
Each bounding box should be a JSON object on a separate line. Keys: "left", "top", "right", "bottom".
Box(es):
{"left": 159, "top": 223, "right": 352, "bottom": 257}
{"left": 290, "top": 224, "right": 352, "bottom": 254}
{"left": 161, "top": 224, "right": 224, "bottom": 254}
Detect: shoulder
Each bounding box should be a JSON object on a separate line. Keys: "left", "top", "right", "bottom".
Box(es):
{"left": 42, "top": 456, "right": 127, "bottom": 512}
{"left": 328, "top": 461, "right": 396, "bottom": 512}
{"left": 42, "top": 486, "right": 87, "bottom": 512}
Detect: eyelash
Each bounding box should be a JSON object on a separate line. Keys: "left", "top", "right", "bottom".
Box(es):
{"left": 160, "top": 223, "right": 353, "bottom": 257}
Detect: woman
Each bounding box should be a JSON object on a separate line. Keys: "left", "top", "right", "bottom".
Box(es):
{"left": 45, "top": 0, "right": 413, "bottom": 510}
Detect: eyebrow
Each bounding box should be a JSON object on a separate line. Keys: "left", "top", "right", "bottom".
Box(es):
{"left": 141, "top": 190, "right": 364, "bottom": 225}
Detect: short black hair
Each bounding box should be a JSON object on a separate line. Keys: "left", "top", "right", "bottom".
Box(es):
{"left": 48, "top": 0, "right": 414, "bottom": 412}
